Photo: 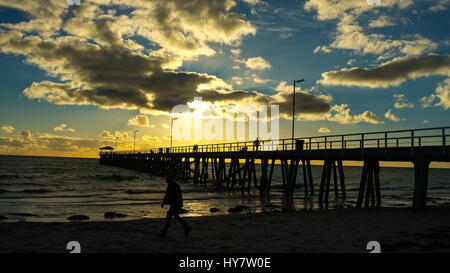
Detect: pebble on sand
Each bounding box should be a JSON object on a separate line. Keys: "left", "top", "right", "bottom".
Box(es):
{"left": 0, "top": 215, "right": 7, "bottom": 220}
{"left": 9, "top": 213, "right": 37, "bottom": 217}
{"left": 67, "top": 215, "right": 90, "bottom": 221}
{"left": 210, "top": 208, "right": 220, "bottom": 213}
{"left": 104, "top": 212, "right": 127, "bottom": 219}
{"left": 228, "top": 205, "right": 249, "bottom": 213}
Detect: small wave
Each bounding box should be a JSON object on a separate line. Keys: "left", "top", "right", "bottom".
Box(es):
{"left": 20, "top": 189, "right": 53, "bottom": 194}
{"left": 0, "top": 174, "right": 52, "bottom": 182}
{"left": 0, "top": 192, "right": 108, "bottom": 199}
{"left": 0, "top": 189, "right": 52, "bottom": 194}
{"left": 8, "top": 213, "right": 38, "bottom": 217}
{"left": 125, "top": 188, "right": 209, "bottom": 195}
{"left": 126, "top": 189, "right": 165, "bottom": 194}
{"left": 380, "top": 186, "right": 412, "bottom": 191}
{"left": 0, "top": 174, "right": 21, "bottom": 180}
{"left": 88, "top": 174, "right": 140, "bottom": 181}
{"left": 428, "top": 186, "right": 450, "bottom": 190}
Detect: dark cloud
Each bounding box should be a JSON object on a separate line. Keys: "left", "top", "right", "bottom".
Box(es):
{"left": 275, "top": 91, "right": 332, "bottom": 118}
{"left": 320, "top": 55, "right": 450, "bottom": 88}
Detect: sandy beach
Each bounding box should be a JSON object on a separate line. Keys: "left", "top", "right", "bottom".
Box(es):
{"left": 1, "top": 206, "right": 450, "bottom": 253}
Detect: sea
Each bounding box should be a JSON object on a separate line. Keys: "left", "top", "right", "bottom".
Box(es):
{"left": 0, "top": 155, "right": 449, "bottom": 222}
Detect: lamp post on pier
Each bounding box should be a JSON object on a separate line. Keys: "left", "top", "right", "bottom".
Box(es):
{"left": 133, "top": 130, "right": 138, "bottom": 153}
{"left": 292, "top": 79, "right": 304, "bottom": 140}
{"left": 170, "top": 117, "right": 178, "bottom": 148}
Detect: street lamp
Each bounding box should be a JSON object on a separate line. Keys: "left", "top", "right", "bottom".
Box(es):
{"left": 170, "top": 117, "right": 178, "bottom": 148}
{"left": 292, "top": 79, "right": 304, "bottom": 140}
{"left": 133, "top": 130, "right": 139, "bottom": 153}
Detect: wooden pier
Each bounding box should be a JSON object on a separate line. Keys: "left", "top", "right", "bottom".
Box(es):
{"left": 99, "top": 127, "right": 450, "bottom": 211}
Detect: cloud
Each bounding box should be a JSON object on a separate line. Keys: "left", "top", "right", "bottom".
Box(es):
{"left": 36, "top": 133, "right": 100, "bottom": 151}
{"left": 368, "top": 16, "right": 395, "bottom": 28}
{"left": 54, "top": 123, "right": 75, "bottom": 132}
{"left": 230, "top": 49, "right": 241, "bottom": 56}
{"left": 127, "top": 115, "right": 150, "bottom": 127}
{"left": 385, "top": 109, "right": 403, "bottom": 122}
{"left": 328, "top": 104, "right": 384, "bottom": 124}
{"left": 0, "top": 0, "right": 66, "bottom": 37}
{"left": 304, "top": 0, "right": 413, "bottom": 21}
{"left": 435, "top": 78, "right": 450, "bottom": 109}
{"left": 429, "top": 0, "right": 450, "bottom": 12}
{"left": 272, "top": 82, "right": 332, "bottom": 119}
{"left": 280, "top": 32, "right": 293, "bottom": 39}
{"left": 114, "top": 131, "right": 131, "bottom": 140}
{"left": 100, "top": 130, "right": 114, "bottom": 139}
{"left": 319, "top": 55, "right": 450, "bottom": 88}
{"left": 331, "top": 17, "right": 437, "bottom": 56}
{"left": 232, "top": 76, "right": 244, "bottom": 86}
{"left": 20, "top": 130, "right": 34, "bottom": 142}
{"left": 272, "top": 82, "right": 381, "bottom": 124}
{"left": 421, "top": 78, "right": 450, "bottom": 109}
{"left": 7, "top": 33, "right": 262, "bottom": 114}
{"left": 245, "top": 57, "right": 272, "bottom": 70}
{"left": 0, "top": 132, "right": 100, "bottom": 154}
{"left": 318, "top": 127, "right": 331, "bottom": 134}
{"left": 162, "top": 123, "right": 170, "bottom": 129}
{"left": 420, "top": 94, "right": 436, "bottom": 108}
{"left": 142, "top": 135, "right": 162, "bottom": 144}
{"left": 251, "top": 74, "right": 271, "bottom": 84}
{"left": 304, "top": 0, "right": 437, "bottom": 57}
{"left": 274, "top": 81, "right": 292, "bottom": 93}
{"left": 393, "top": 94, "right": 414, "bottom": 109}
{"left": 241, "top": 0, "right": 262, "bottom": 5}
{"left": 313, "top": 45, "right": 332, "bottom": 54}
{"left": 1, "top": 125, "right": 15, "bottom": 133}
{"left": 275, "top": 91, "right": 332, "bottom": 118}
{"left": 129, "top": 0, "right": 257, "bottom": 59}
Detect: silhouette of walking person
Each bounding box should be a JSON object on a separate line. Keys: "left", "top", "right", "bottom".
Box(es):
{"left": 254, "top": 137, "right": 260, "bottom": 151}
{"left": 158, "top": 175, "right": 192, "bottom": 237}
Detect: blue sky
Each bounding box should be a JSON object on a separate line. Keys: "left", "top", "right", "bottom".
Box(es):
{"left": 0, "top": 0, "right": 449, "bottom": 157}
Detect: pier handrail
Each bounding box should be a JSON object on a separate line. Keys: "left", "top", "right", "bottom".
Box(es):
{"left": 102, "top": 126, "right": 450, "bottom": 155}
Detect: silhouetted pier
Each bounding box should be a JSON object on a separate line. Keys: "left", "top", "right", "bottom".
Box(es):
{"left": 99, "top": 127, "right": 450, "bottom": 211}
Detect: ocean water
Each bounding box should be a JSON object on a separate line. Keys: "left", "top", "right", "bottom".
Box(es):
{"left": 0, "top": 155, "right": 449, "bottom": 222}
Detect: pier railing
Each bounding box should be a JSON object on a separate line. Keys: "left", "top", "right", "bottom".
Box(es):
{"left": 103, "top": 126, "right": 449, "bottom": 155}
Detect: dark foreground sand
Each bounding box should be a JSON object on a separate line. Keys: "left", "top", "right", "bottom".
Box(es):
{"left": 1, "top": 206, "right": 450, "bottom": 253}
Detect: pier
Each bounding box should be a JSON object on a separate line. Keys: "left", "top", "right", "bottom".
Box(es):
{"left": 99, "top": 127, "right": 450, "bottom": 211}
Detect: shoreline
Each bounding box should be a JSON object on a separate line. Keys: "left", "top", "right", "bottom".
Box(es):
{"left": 1, "top": 206, "right": 450, "bottom": 253}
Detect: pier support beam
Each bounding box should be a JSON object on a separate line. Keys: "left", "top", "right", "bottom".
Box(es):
{"left": 356, "top": 159, "right": 381, "bottom": 208}
{"left": 319, "top": 159, "right": 345, "bottom": 207}
{"left": 412, "top": 157, "right": 430, "bottom": 212}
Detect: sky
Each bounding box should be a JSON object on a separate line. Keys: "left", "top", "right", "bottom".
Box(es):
{"left": 0, "top": 0, "right": 449, "bottom": 158}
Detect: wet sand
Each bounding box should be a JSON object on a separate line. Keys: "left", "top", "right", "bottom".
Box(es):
{"left": 1, "top": 206, "right": 450, "bottom": 253}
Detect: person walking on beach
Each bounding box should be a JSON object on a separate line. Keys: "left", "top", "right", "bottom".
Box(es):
{"left": 158, "top": 175, "right": 192, "bottom": 237}
{"left": 254, "top": 137, "right": 260, "bottom": 151}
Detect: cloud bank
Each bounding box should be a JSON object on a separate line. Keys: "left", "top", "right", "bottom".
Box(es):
{"left": 319, "top": 55, "right": 450, "bottom": 88}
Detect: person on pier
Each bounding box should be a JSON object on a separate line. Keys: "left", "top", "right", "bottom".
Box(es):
{"left": 254, "top": 137, "right": 260, "bottom": 151}
{"left": 158, "top": 175, "right": 192, "bottom": 237}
